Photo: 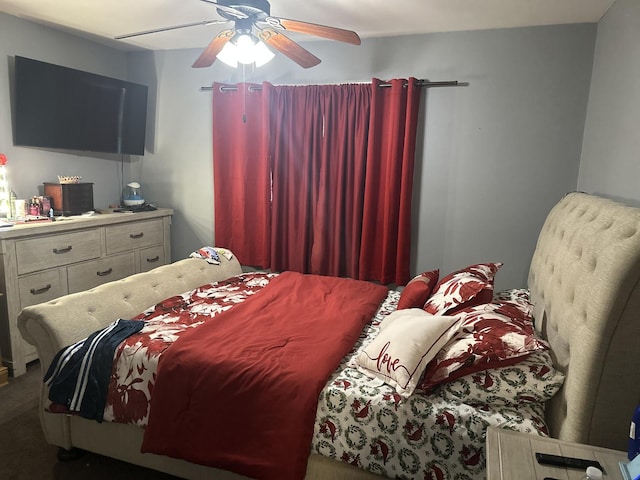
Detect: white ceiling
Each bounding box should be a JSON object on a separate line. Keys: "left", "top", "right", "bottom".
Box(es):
{"left": 0, "top": 0, "right": 615, "bottom": 52}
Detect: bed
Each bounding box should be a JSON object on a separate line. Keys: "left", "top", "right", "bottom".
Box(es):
{"left": 17, "top": 191, "right": 640, "bottom": 479}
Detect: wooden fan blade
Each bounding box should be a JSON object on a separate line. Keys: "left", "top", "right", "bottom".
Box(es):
{"left": 115, "top": 20, "right": 228, "bottom": 40}
{"left": 261, "top": 17, "right": 361, "bottom": 45}
{"left": 199, "top": 0, "right": 249, "bottom": 19}
{"left": 192, "top": 29, "right": 235, "bottom": 68}
{"left": 258, "top": 28, "right": 320, "bottom": 69}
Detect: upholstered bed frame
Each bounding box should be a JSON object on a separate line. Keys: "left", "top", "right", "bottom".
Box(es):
{"left": 17, "top": 192, "right": 640, "bottom": 478}
{"left": 528, "top": 192, "right": 640, "bottom": 450}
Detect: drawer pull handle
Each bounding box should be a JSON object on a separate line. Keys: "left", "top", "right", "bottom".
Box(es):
{"left": 146, "top": 255, "right": 160, "bottom": 263}
{"left": 53, "top": 246, "right": 73, "bottom": 254}
{"left": 96, "top": 268, "right": 113, "bottom": 277}
{"left": 130, "top": 232, "right": 144, "bottom": 239}
{"left": 30, "top": 284, "right": 52, "bottom": 295}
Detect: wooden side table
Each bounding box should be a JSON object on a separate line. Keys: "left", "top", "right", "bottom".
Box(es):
{"left": 486, "top": 426, "right": 628, "bottom": 479}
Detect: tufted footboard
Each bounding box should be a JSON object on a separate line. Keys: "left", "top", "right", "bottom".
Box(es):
{"left": 17, "top": 255, "right": 242, "bottom": 449}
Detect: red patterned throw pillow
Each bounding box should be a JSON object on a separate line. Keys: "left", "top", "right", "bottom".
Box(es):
{"left": 438, "top": 350, "right": 565, "bottom": 408}
{"left": 397, "top": 269, "right": 439, "bottom": 310}
{"left": 423, "top": 263, "right": 502, "bottom": 315}
{"left": 418, "top": 301, "right": 548, "bottom": 392}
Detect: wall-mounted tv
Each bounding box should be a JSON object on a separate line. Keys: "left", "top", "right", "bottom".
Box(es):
{"left": 13, "top": 56, "right": 148, "bottom": 155}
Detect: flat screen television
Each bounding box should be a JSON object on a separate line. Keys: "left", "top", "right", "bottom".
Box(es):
{"left": 13, "top": 56, "right": 148, "bottom": 155}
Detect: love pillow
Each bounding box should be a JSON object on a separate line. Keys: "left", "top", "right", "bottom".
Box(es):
{"left": 353, "top": 309, "right": 461, "bottom": 397}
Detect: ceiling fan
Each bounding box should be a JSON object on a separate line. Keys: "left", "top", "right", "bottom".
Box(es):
{"left": 115, "top": 0, "right": 361, "bottom": 69}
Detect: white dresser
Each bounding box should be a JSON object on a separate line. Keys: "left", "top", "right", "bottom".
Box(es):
{"left": 0, "top": 209, "right": 172, "bottom": 376}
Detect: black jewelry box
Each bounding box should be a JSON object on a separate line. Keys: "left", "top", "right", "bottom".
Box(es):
{"left": 43, "top": 182, "right": 94, "bottom": 216}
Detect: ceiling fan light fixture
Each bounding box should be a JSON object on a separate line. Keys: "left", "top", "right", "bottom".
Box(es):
{"left": 235, "top": 33, "right": 258, "bottom": 64}
{"left": 117, "top": 0, "right": 361, "bottom": 69}
{"left": 217, "top": 41, "right": 239, "bottom": 67}
{"left": 216, "top": 32, "right": 274, "bottom": 68}
{"left": 252, "top": 39, "right": 275, "bottom": 67}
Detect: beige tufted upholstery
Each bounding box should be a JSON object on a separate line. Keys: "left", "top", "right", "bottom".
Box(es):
{"left": 17, "top": 256, "right": 242, "bottom": 450}
{"left": 19, "top": 256, "right": 243, "bottom": 375}
{"left": 529, "top": 192, "right": 640, "bottom": 450}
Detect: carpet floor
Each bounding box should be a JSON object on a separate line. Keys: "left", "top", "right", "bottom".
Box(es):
{"left": 0, "top": 362, "right": 181, "bottom": 480}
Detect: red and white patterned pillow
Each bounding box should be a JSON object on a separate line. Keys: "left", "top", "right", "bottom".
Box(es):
{"left": 437, "top": 349, "right": 565, "bottom": 407}
{"left": 423, "top": 262, "right": 502, "bottom": 315}
{"left": 493, "top": 288, "right": 533, "bottom": 317}
{"left": 417, "top": 301, "right": 548, "bottom": 392}
{"left": 397, "top": 270, "right": 439, "bottom": 310}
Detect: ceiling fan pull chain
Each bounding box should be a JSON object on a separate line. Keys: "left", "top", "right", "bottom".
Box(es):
{"left": 242, "top": 64, "right": 247, "bottom": 123}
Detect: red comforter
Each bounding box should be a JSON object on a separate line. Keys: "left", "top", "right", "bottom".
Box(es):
{"left": 141, "top": 271, "right": 388, "bottom": 480}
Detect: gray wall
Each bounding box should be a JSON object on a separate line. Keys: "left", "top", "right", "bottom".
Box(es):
{"left": 1, "top": 10, "right": 601, "bottom": 290}
{"left": 578, "top": 0, "right": 640, "bottom": 206}
{"left": 0, "top": 13, "right": 132, "bottom": 208}
{"left": 129, "top": 24, "right": 596, "bottom": 290}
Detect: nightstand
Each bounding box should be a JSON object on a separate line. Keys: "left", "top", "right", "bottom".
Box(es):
{"left": 486, "top": 426, "right": 627, "bottom": 479}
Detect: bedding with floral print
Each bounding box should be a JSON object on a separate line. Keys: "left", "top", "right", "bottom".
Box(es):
{"left": 418, "top": 300, "right": 548, "bottom": 392}
{"left": 313, "top": 289, "right": 554, "bottom": 480}
{"left": 493, "top": 288, "right": 533, "bottom": 316}
{"left": 436, "top": 349, "right": 564, "bottom": 407}
{"left": 423, "top": 262, "right": 502, "bottom": 315}
{"left": 103, "top": 272, "right": 277, "bottom": 425}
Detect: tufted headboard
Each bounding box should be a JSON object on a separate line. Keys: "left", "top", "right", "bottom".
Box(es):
{"left": 528, "top": 192, "right": 640, "bottom": 450}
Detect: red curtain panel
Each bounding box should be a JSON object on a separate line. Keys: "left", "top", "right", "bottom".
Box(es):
{"left": 264, "top": 83, "right": 322, "bottom": 274}
{"left": 309, "top": 83, "right": 371, "bottom": 279}
{"left": 212, "top": 83, "right": 271, "bottom": 268}
{"left": 359, "top": 78, "right": 422, "bottom": 285}
{"left": 212, "top": 79, "right": 421, "bottom": 285}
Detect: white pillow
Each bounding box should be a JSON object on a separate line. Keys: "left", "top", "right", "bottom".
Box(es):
{"left": 354, "top": 309, "right": 462, "bottom": 397}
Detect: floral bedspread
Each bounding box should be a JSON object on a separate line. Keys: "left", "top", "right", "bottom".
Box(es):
{"left": 96, "top": 274, "right": 562, "bottom": 480}
{"left": 312, "top": 289, "right": 562, "bottom": 480}
{"left": 103, "top": 272, "right": 277, "bottom": 424}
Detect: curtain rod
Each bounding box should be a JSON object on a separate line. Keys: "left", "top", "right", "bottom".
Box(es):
{"left": 200, "top": 80, "right": 464, "bottom": 92}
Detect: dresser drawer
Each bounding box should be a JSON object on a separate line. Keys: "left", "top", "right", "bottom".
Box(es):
{"left": 67, "top": 253, "right": 135, "bottom": 293}
{"left": 19, "top": 270, "right": 61, "bottom": 369}
{"left": 18, "top": 269, "right": 67, "bottom": 308}
{"left": 139, "top": 245, "right": 165, "bottom": 272}
{"left": 16, "top": 229, "right": 102, "bottom": 275}
{"left": 106, "top": 219, "right": 164, "bottom": 255}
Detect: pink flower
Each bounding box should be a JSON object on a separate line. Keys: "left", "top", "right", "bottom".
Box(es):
{"left": 0, "top": 154, "right": 6, "bottom": 166}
